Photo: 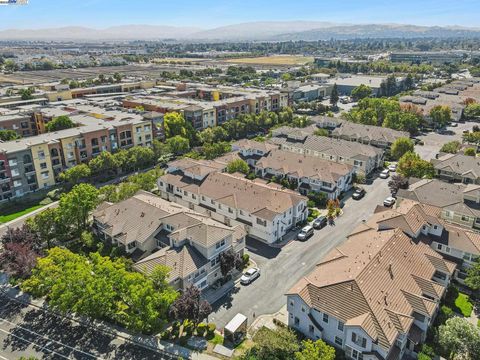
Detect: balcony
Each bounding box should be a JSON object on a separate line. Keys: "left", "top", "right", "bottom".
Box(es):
{"left": 0, "top": 177, "right": 10, "bottom": 184}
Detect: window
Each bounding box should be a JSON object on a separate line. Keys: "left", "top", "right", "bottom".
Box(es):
{"left": 289, "top": 300, "right": 294, "bottom": 307}
{"left": 351, "top": 332, "right": 367, "bottom": 348}
{"left": 437, "top": 243, "right": 442, "bottom": 250}
{"left": 338, "top": 321, "right": 344, "bottom": 332}
{"left": 127, "top": 241, "right": 136, "bottom": 250}
{"left": 462, "top": 215, "right": 470, "bottom": 222}
{"left": 38, "top": 150, "right": 45, "bottom": 160}
{"left": 40, "top": 162, "right": 47, "bottom": 169}
{"left": 413, "top": 312, "right": 426, "bottom": 322}
{"left": 301, "top": 306, "right": 305, "bottom": 313}
{"left": 309, "top": 325, "right": 314, "bottom": 333}
{"left": 434, "top": 270, "right": 447, "bottom": 280}
{"left": 256, "top": 218, "right": 267, "bottom": 226}
{"left": 323, "top": 313, "right": 329, "bottom": 323}
{"left": 41, "top": 171, "right": 49, "bottom": 179}
{"left": 216, "top": 239, "right": 226, "bottom": 249}
{"left": 294, "top": 317, "right": 300, "bottom": 326}
{"left": 335, "top": 336, "right": 343, "bottom": 346}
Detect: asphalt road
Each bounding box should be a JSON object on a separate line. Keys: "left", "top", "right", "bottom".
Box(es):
{"left": 415, "top": 121, "right": 475, "bottom": 161}
{"left": 0, "top": 294, "right": 177, "bottom": 360}
{"left": 209, "top": 176, "right": 390, "bottom": 328}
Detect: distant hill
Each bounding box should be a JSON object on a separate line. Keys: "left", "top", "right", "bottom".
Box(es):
{"left": 272, "top": 24, "right": 480, "bottom": 41}
{"left": 1, "top": 22, "right": 479, "bottom": 41}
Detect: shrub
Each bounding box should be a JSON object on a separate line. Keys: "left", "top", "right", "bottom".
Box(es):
{"left": 183, "top": 319, "right": 195, "bottom": 336}
{"left": 160, "top": 330, "right": 170, "bottom": 340}
{"left": 208, "top": 323, "right": 216, "bottom": 333}
{"left": 242, "top": 253, "right": 250, "bottom": 267}
{"left": 307, "top": 200, "right": 315, "bottom": 208}
{"left": 196, "top": 322, "right": 207, "bottom": 337}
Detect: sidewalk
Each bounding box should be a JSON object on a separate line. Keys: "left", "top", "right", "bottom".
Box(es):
{"left": 249, "top": 305, "right": 288, "bottom": 335}
{"left": 0, "top": 275, "right": 218, "bottom": 360}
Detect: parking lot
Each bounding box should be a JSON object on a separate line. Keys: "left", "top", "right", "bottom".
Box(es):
{"left": 209, "top": 176, "right": 390, "bottom": 328}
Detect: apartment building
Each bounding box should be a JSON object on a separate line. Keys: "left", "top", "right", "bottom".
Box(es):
{"left": 432, "top": 153, "right": 480, "bottom": 184}
{"left": 92, "top": 191, "right": 246, "bottom": 291}
{"left": 390, "top": 51, "right": 466, "bottom": 65}
{"left": 269, "top": 127, "right": 384, "bottom": 176}
{"left": 0, "top": 108, "right": 154, "bottom": 202}
{"left": 0, "top": 110, "right": 38, "bottom": 138}
{"left": 122, "top": 85, "right": 288, "bottom": 130}
{"left": 287, "top": 215, "right": 455, "bottom": 360}
{"left": 157, "top": 161, "right": 308, "bottom": 244}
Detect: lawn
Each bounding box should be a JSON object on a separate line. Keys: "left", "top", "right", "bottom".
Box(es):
{"left": 208, "top": 333, "right": 224, "bottom": 346}
{"left": 0, "top": 204, "right": 44, "bottom": 224}
{"left": 455, "top": 292, "right": 473, "bottom": 317}
{"left": 225, "top": 55, "right": 314, "bottom": 66}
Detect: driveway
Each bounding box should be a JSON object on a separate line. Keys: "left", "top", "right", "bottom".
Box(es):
{"left": 415, "top": 122, "right": 475, "bottom": 161}
{"left": 208, "top": 177, "right": 390, "bottom": 328}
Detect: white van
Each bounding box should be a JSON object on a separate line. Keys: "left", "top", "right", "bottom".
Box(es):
{"left": 297, "top": 225, "right": 314, "bottom": 241}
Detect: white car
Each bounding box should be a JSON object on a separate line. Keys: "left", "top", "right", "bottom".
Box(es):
{"left": 379, "top": 169, "right": 390, "bottom": 179}
{"left": 388, "top": 164, "right": 397, "bottom": 172}
{"left": 297, "top": 225, "right": 314, "bottom": 241}
{"left": 240, "top": 268, "right": 260, "bottom": 285}
{"left": 383, "top": 196, "right": 396, "bottom": 207}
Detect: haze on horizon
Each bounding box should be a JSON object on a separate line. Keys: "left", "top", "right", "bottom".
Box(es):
{"left": 0, "top": 0, "right": 478, "bottom": 30}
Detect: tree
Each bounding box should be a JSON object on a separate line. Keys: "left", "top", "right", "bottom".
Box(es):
{"left": 391, "top": 137, "right": 414, "bottom": 160}
{"left": 127, "top": 146, "right": 155, "bottom": 171}
{"left": 20, "top": 87, "right": 34, "bottom": 100}
{"left": 27, "top": 207, "right": 63, "bottom": 248}
{"left": 152, "top": 139, "right": 172, "bottom": 160}
{"left": 388, "top": 174, "right": 409, "bottom": 195}
{"left": 45, "top": 115, "right": 76, "bottom": 132}
{"left": 438, "top": 317, "right": 480, "bottom": 360}
{"left": 404, "top": 73, "right": 414, "bottom": 90}
{"left": 0, "top": 242, "right": 39, "bottom": 279}
{"left": 0, "top": 129, "right": 20, "bottom": 141}
{"left": 295, "top": 339, "right": 335, "bottom": 360}
{"left": 1, "top": 224, "right": 41, "bottom": 250}
{"left": 226, "top": 159, "right": 249, "bottom": 174}
{"left": 351, "top": 84, "right": 372, "bottom": 101}
{"left": 219, "top": 249, "right": 244, "bottom": 278}
{"left": 166, "top": 135, "right": 190, "bottom": 155}
{"left": 169, "top": 285, "right": 211, "bottom": 324}
{"left": 149, "top": 265, "right": 171, "bottom": 292}
{"left": 99, "top": 182, "right": 141, "bottom": 203}
{"left": 59, "top": 164, "right": 91, "bottom": 186}
{"left": 464, "top": 103, "right": 480, "bottom": 120}
{"left": 330, "top": 83, "right": 339, "bottom": 108}
{"left": 58, "top": 183, "right": 99, "bottom": 236}
{"left": 464, "top": 148, "right": 477, "bottom": 157}
{"left": 429, "top": 105, "right": 451, "bottom": 128}
{"left": 313, "top": 128, "right": 329, "bottom": 137}
{"left": 127, "top": 168, "right": 163, "bottom": 191}
{"left": 203, "top": 142, "right": 231, "bottom": 160}
{"left": 397, "top": 151, "right": 434, "bottom": 179}
{"left": 465, "top": 258, "right": 480, "bottom": 290}
{"left": 163, "top": 112, "right": 193, "bottom": 139}
{"left": 440, "top": 141, "right": 462, "bottom": 154}
{"left": 21, "top": 248, "right": 177, "bottom": 333}
{"left": 88, "top": 151, "right": 119, "bottom": 176}
{"left": 248, "top": 327, "right": 300, "bottom": 360}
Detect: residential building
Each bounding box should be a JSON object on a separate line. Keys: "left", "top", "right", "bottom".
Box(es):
{"left": 269, "top": 127, "right": 384, "bottom": 176}
{"left": 254, "top": 148, "right": 354, "bottom": 199}
{"left": 287, "top": 216, "right": 456, "bottom": 360}
{"left": 93, "top": 191, "right": 246, "bottom": 291}
{"left": 390, "top": 51, "right": 466, "bottom": 65}
{"left": 157, "top": 165, "right": 308, "bottom": 244}
{"left": 432, "top": 153, "right": 480, "bottom": 184}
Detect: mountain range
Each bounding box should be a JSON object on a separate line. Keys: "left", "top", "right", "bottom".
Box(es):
{"left": 1, "top": 21, "right": 480, "bottom": 41}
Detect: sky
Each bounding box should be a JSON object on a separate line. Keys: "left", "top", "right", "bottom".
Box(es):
{"left": 0, "top": 0, "right": 479, "bottom": 30}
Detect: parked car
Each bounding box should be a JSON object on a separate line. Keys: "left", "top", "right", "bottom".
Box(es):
{"left": 352, "top": 188, "right": 366, "bottom": 200}
{"left": 240, "top": 268, "right": 260, "bottom": 285}
{"left": 450, "top": 123, "right": 458, "bottom": 127}
{"left": 379, "top": 169, "right": 390, "bottom": 179}
{"left": 388, "top": 164, "right": 397, "bottom": 172}
{"left": 383, "top": 196, "right": 396, "bottom": 207}
{"left": 312, "top": 216, "right": 328, "bottom": 230}
{"left": 297, "top": 225, "right": 314, "bottom": 241}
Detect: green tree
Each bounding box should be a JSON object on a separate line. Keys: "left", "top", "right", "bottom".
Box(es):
{"left": 351, "top": 84, "right": 372, "bottom": 101}
{"left": 127, "top": 146, "right": 155, "bottom": 171}
{"left": 127, "top": 168, "right": 163, "bottom": 191}
{"left": 203, "top": 142, "right": 231, "bottom": 159}
{"left": 88, "top": 151, "right": 119, "bottom": 176}
{"left": 166, "top": 135, "right": 190, "bottom": 155}
{"left": 313, "top": 128, "right": 329, "bottom": 137}
{"left": 0, "top": 129, "right": 20, "bottom": 141}
{"left": 27, "top": 207, "right": 64, "bottom": 248}
{"left": 438, "top": 317, "right": 480, "bottom": 360}
{"left": 397, "top": 151, "right": 434, "bottom": 179}
{"left": 464, "top": 103, "right": 480, "bottom": 120}
{"left": 226, "top": 159, "right": 249, "bottom": 174}
{"left": 465, "top": 258, "right": 480, "bottom": 290}
{"left": 20, "top": 87, "right": 34, "bottom": 100}
{"left": 45, "top": 115, "right": 76, "bottom": 132}
{"left": 464, "top": 148, "right": 477, "bottom": 157}
{"left": 21, "top": 248, "right": 177, "bottom": 333}
{"left": 295, "top": 339, "right": 335, "bottom": 360}
{"left": 164, "top": 112, "right": 192, "bottom": 139}
{"left": 429, "top": 105, "right": 451, "bottom": 128}
{"left": 59, "top": 164, "right": 91, "bottom": 186}
{"left": 391, "top": 137, "right": 414, "bottom": 160}
{"left": 330, "top": 83, "right": 339, "bottom": 108}
{"left": 247, "top": 327, "right": 300, "bottom": 360}
{"left": 440, "top": 141, "right": 462, "bottom": 154}
{"left": 58, "top": 184, "right": 99, "bottom": 236}
{"left": 148, "top": 265, "right": 171, "bottom": 292}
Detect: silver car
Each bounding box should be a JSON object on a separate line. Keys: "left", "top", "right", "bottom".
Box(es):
{"left": 240, "top": 268, "right": 260, "bottom": 285}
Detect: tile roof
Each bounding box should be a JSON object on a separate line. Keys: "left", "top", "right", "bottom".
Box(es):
{"left": 331, "top": 121, "right": 410, "bottom": 145}
{"left": 287, "top": 227, "right": 455, "bottom": 349}
{"left": 433, "top": 153, "right": 480, "bottom": 178}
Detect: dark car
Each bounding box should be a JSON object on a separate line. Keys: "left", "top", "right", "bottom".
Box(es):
{"left": 312, "top": 216, "right": 328, "bottom": 229}
{"left": 352, "top": 188, "right": 366, "bottom": 200}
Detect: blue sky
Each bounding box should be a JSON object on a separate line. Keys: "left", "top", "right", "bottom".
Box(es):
{"left": 0, "top": 0, "right": 478, "bottom": 29}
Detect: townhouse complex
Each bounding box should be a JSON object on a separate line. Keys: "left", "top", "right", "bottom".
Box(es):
{"left": 92, "top": 190, "right": 246, "bottom": 291}
{"left": 269, "top": 126, "right": 384, "bottom": 176}
{"left": 431, "top": 153, "right": 480, "bottom": 184}
{"left": 400, "top": 78, "right": 480, "bottom": 122}
{"left": 157, "top": 157, "right": 308, "bottom": 244}
{"left": 287, "top": 200, "right": 457, "bottom": 360}
{"left": 122, "top": 84, "right": 288, "bottom": 130}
